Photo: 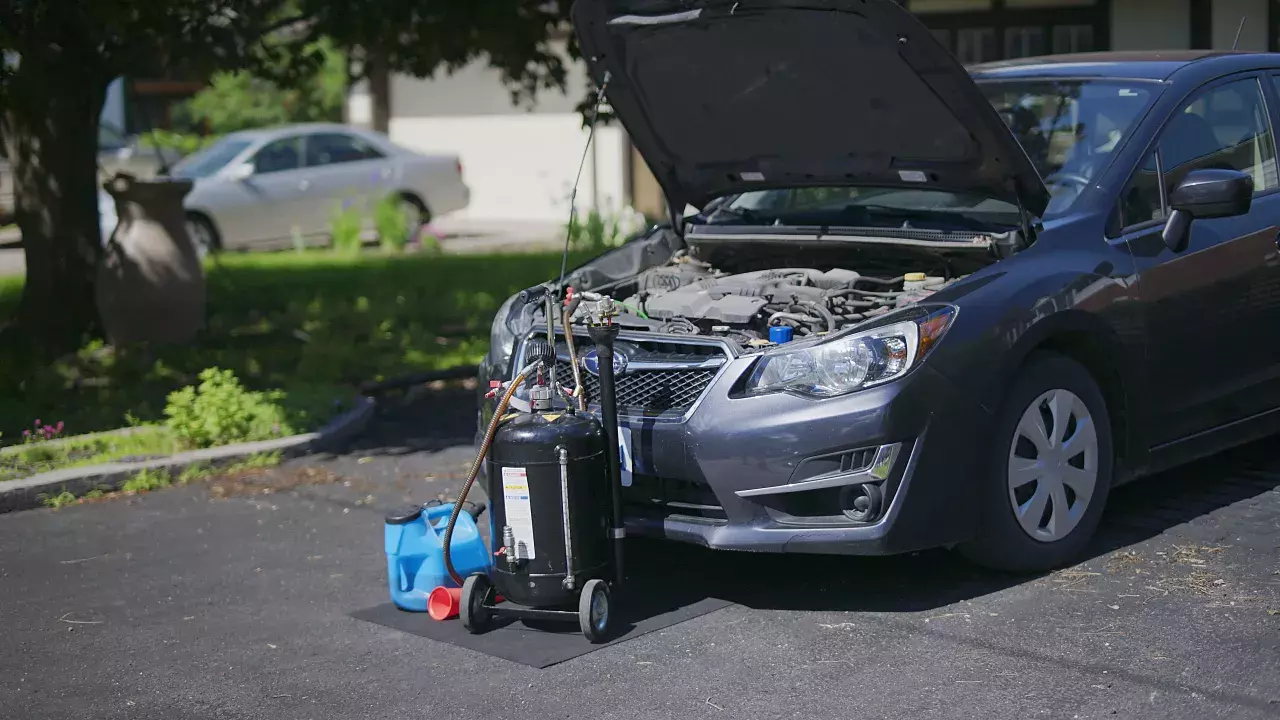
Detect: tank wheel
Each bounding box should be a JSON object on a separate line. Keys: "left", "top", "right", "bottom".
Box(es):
{"left": 460, "top": 573, "right": 494, "bottom": 634}
{"left": 579, "top": 579, "right": 612, "bottom": 643}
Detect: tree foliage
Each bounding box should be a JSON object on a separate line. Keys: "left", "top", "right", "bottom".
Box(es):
{"left": 183, "top": 38, "right": 347, "bottom": 134}
{"left": 0, "top": 0, "right": 577, "bottom": 361}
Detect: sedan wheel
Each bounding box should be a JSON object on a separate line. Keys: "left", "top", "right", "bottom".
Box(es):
{"left": 960, "top": 351, "right": 1113, "bottom": 573}
{"left": 185, "top": 216, "right": 217, "bottom": 259}
{"left": 1007, "top": 388, "right": 1099, "bottom": 543}
{"left": 399, "top": 197, "right": 427, "bottom": 243}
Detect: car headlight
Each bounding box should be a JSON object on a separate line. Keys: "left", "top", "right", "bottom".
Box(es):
{"left": 488, "top": 293, "right": 521, "bottom": 378}
{"left": 746, "top": 306, "right": 957, "bottom": 397}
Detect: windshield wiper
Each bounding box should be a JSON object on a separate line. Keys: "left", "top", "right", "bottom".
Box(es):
{"left": 836, "top": 204, "right": 998, "bottom": 232}
{"left": 710, "top": 205, "right": 774, "bottom": 225}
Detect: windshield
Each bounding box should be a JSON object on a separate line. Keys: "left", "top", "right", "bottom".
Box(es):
{"left": 171, "top": 137, "right": 254, "bottom": 179}
{"left": 703, "top": 78, "right": 1158, "bottom": 230}
{"left": 980, "top": 78, "right": 1156, "bottom": 215}
{"left": 706, "top": 186, "right": 1020, "bottom": 232}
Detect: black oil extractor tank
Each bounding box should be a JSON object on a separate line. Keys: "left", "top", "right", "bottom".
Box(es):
{"left": 486, "top": 410, "right": 611, "bottom": 608}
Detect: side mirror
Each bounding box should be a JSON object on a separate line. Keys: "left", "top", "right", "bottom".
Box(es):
{"left": 1161, "top": 168, "right": 1253, "bottom": 252}
{"left": 226, "top": 162, "right": 255, "bottom": 181}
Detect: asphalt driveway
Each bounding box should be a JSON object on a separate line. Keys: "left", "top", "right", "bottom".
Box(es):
{"left": 1, "top": 389, "right": 1277, "bottom": 720}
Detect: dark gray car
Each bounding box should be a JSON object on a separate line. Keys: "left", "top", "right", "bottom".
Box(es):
{"left": 480, "top": 0, "right": 1280, "bottom": 572}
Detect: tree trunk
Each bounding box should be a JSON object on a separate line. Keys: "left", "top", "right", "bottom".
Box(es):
{"left": 368, "top": 46, "right": 391, "bottom": 134}
{"left": 0, "top": 57, "right": 111, "bottom": 360}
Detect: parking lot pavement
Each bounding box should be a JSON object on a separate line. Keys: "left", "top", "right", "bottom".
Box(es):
{"left": 0, "top": 389, "right": 1277, "bottom": 720}
{"left": 0, "top": 245, "right": 21, "bottom": 278}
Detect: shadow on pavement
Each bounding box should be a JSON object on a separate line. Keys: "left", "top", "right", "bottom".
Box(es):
{"left": 342, "top": 386, "right": 1280, "bottom": 617}
{"left": 333, "top": 386, "right": 478, "bottom": 457}
{"left": 628, "top": 440, "right": 1279, "bottom": 615}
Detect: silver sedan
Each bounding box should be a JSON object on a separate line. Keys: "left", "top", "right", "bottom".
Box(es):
{"left": 167, "top": 123, "right": 469, "bottom": 253}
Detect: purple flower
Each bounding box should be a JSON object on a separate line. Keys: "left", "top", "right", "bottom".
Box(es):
{"left": 55, "top": 422, "right": 64, "bottom": 432}
{"left": 23, "top": 430, "right": 30, "bottom": 437}
{"left": 33, "top": 419, "right": 40, "bottom": 427}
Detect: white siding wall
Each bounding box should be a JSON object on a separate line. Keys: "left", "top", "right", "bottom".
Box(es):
{"left": 1111, "top": 0, "right": 1269, "bottom": 51}
{"left": 1111, "top": 0, "right": 1191, "bottom": 49}
{"left": 1211, "top": 0, "right": 1268, "bottom": 49}
{"left": 102, "top": 78, "right": 126, "bottom": 132}
{"left": 351, "top": 43, "right": 627, "bottom": 225}
{"left": 360, "top": 0, "right": 1278, "bottom": 225}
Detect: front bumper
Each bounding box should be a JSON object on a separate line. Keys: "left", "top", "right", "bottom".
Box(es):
{"left": 481, "top": 337, "right": 996, "bottom": 557}
{"left": 615, "top": 353, "right": 995, "bottom": 555}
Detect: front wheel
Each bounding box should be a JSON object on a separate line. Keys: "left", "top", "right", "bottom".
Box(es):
{"left": 579, "top": 579, "right": 612, "bottom": 643}
{"left": 397, "top": 195, "right": 429, "bottom": 244}
{"left": 959, "top": 351, "right": 1114, "bottom": 573}
{"left": 185, "top": 214, "right": 219, "bottom": 259}
{"left": 460, "top": 573, "right": 494, "bottom": 634}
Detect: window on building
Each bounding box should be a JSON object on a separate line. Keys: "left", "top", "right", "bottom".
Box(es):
{"left": 956, "top": 27, "right": 998, "bottom": 63}
{"left": 1052, "top": 24, "right": 1094, "bottom": 54}
{"left": 1005, "top": 26, "right": 1047, "bottom": 58}
{"left": 908, "top": 0, "right": 1101, "bottom": 63}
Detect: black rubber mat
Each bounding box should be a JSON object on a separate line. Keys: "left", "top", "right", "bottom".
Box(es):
{"left": 352, "top": 593, "right": 733, "bottom": 668}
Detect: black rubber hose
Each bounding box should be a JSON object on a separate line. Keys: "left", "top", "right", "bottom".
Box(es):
{"left": 442, "top": 371, "right": 527, "bottom": 586}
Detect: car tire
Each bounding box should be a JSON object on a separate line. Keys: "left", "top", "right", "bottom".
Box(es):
{"left": 398, "top": 194, "right": 430, "bottom": 242}
{"left": 185, "top": 214, "right": 219, "bottom": 259}
{"left": 959, "top": 351, "right": 1113, "bottom": 573}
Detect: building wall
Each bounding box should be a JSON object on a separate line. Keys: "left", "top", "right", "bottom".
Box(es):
{"left": 361, "top": 0, "right": 1279, "bottom": 225}
{"left": 1211, "top": 0, "right": 1268, "bottom": 49}
{"left": 102, "top": 78, "right": 126, "bottom": 133}
{"left": 351, "top": 42, "right": 628, "bottom": 224}
{"left": 1111, "top": 0, "right": 1191, "bottom": 49}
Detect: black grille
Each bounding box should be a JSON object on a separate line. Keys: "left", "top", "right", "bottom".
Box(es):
{"left": 555, "top": 360, "right": 716, "bottom": 417}
{"left": 623, "top": 474, "right": 727, "bottom": 522}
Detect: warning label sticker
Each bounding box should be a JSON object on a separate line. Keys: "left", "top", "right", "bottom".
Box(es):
{"left": 501, "top": 466, "right": 536, "bottom": 559}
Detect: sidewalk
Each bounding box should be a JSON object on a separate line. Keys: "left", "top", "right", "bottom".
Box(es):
{"left": 431, "top": 218, "right": 565, "bottom": 254}
{"left": 0, "top": 219, "right": 569, "bottom": 278}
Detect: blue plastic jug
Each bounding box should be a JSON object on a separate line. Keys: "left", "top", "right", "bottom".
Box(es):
{"left": 384, "top": 501, "right": 492, "bottom": 612}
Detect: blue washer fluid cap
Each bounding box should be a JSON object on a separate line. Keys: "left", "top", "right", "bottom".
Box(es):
{"left": 769, "top": 325, "right": 794, "bottom": 344}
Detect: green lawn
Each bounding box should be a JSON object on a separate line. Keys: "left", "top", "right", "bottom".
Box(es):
{"left": 0, "top": 426, "right": 177, "bottom": 483}
{"left": 0, "top": 249, "right": 586, "bottom": 445}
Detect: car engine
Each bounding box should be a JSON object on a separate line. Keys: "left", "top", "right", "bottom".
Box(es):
{"left": 565, "top": 252, "right": 962, "bottom": 343}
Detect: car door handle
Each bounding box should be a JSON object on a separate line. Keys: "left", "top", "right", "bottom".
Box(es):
{"left": 298, "top": 179, "right": 311, "bottom": 191}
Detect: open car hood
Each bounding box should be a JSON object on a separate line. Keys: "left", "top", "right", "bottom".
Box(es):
{"left": 571, "top": 0, "right": 1050, "bottom": 218}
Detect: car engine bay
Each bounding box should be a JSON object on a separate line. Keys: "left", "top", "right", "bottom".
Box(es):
{"left": 555, "top": 240, "right": 994, "bottom": 346}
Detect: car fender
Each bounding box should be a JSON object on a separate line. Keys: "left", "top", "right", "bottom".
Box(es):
{"left": 927, "top": 252, "right": 1147, "bottom": 475}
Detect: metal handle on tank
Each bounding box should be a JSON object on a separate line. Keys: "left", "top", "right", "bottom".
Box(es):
{"left": 588, "top": 323, "right": 625, "bottom": 588}
{"left": 558, "top": 445, "right": 576, "bottom": 591}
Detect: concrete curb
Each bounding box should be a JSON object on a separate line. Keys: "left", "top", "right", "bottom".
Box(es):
{"left": 0, "top": 396, "right": 375, "bottom": 514}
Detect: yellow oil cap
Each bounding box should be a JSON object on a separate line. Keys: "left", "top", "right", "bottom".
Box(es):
{"left": 904, "top": 272, "right": 927, "bottom": 282}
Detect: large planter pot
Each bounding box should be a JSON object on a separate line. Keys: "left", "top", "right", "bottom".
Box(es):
{"left": 95, "top": 173, "right": 205, "bottom": 345}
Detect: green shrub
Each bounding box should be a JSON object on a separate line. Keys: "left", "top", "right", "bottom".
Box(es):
{"left": 565, "top": 205, "right": 647, "bottom": 252}
{"left": 330, "top": 201, "right": 364, "bottom": 255}
{"left": 177, "top": 463, "right": 212, "bottom": 485}
{"left": 39, "top": 490, "right": 77, "bottom": 509}
{"left": 164, "top": 368, "right": 293, "bottom": 449}
{"left": 139, "top": 130, "right": 221, "bottom": 157}
{"left": 122, "top": 468, "right": 171, "bottom": 494}
{"left": 373, "top": 195, "right": 411, "bottom": 252}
